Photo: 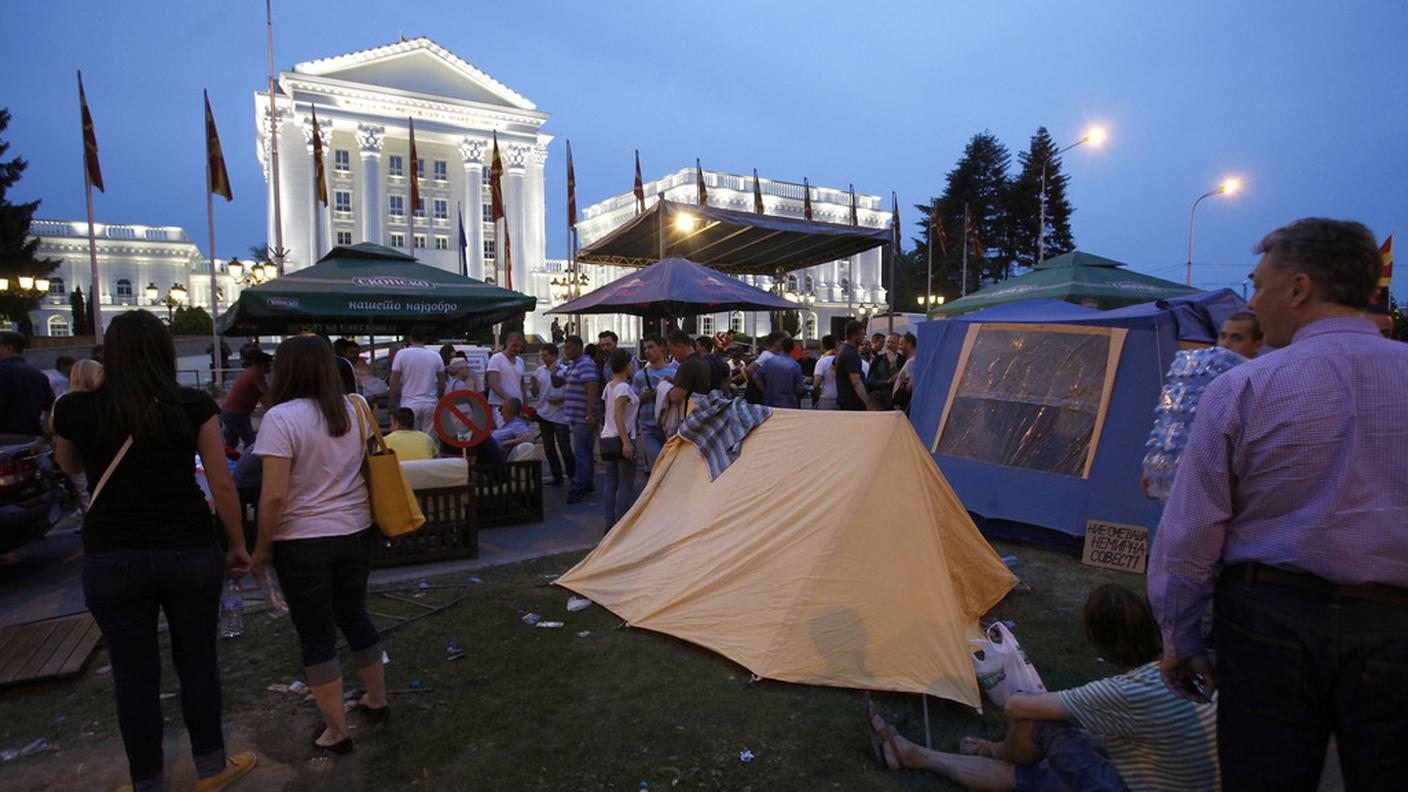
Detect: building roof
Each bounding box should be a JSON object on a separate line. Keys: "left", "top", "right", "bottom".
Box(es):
{"left": 291, "top": 36, "right": 536, "bottom": 110}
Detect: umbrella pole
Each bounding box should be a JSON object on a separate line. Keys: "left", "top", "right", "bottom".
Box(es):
{"left": 922, "top": 694, "right": 931, "bottom": 748}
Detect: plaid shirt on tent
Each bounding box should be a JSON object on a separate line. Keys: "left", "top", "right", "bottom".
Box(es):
{"left": 678, "top": 391, "right": 771, "bottom": 480}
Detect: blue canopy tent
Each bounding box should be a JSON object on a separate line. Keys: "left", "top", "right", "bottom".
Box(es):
{"left": 907, "top": 289, "right": 1245, "bottom": 549}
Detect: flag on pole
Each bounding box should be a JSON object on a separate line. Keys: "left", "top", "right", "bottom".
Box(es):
{"left": 204, "top": 91, "right": 232, "bottom": 200}
{"left": 78, "top": 72, "right": 104, "bottom": 192}
{"left": 850, "top": 185, "right": 859, "bottom": 226}
{"left": 696, "top": 159, "right": 707, "bottom": 206}
{"left": 890, "top": 191, "right": 899, "bottom": 246}
{"left": 309, "top": 106, "right": 327, "bottom": 206}
{"left": 407, "top": 117, "right": 422, "bottom": 214}
{"left": 457, "top": 203, "right": 468, "bottom": 277}
{"left": 753, "top": 169, "right": 764, "bottom": 214}
{"left": 1378, "top": 233, "right": 1394, "bottom": 305}
{"left": 932, "top": 205, "right": 949, "bottom": 257}
{"left": 490, "top": 132, "right": 511, "bottom": 289}
{"left": 566, "top": 140, "right": 577, "bottom": 230}
{"left": 966, "top": 206, "right": 984, "bottom": 258}
{"left": 634, "top": 150, "right": 645, "bottom": 214}
{"left": 803, "top": 177, "right": 813, "bottom": 221}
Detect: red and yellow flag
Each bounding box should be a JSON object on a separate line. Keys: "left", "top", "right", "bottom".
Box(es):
{"left": 803, "top": 177, "right": 813, "bottom": 221}
{"left": 932, "top": 207, "right": 949, "bottom": 257}
{"left": 204, "top": 92, "right": 232, "bottom": 201}
{"left": 1377, "top": 233, "right": 1394, "bottom": 306}
{"left": 966, "top": 206, "right": 984, "bottom": 258}
{"left": 78, "top": 71, "right": 104, "bottom": 193}
{"left": 566, "top": 140, "right": 577, "bottom": 230}
{"left": 489, "top": 132, "right": 511, "bottom": 288}
{"left": 407, "top": 117, "right": 422, "bottom": 214}
{"left": 633, "top": 150, "right": 645, "bottom": 214}
{"left": 309, "top": 106, "right": 326, "bottom": 206}
{"left": 696, "top": 158, "right": 707, "bottom": 206}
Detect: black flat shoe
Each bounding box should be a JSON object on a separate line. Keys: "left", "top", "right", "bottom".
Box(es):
{"left": 346, "top": 689, "right": 391, "bottom": 722}
{"left": 313, "top": 725, "right": 354, "bottom": 755}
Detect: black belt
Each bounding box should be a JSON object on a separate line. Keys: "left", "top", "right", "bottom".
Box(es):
{"left": 1223, "top": 562, "right": 1408, "bottom": 607}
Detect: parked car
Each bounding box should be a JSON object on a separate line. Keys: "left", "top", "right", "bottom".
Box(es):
{"left": 0, "top": 435, "right": 67, "bottom": 554}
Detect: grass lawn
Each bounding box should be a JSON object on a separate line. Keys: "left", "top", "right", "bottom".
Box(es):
{"left": 0, "top": 540, "right": 1142, "bottom": 791}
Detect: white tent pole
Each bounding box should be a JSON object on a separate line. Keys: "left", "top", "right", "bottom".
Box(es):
{"left": 922, "top": 694, "right": 932, "bottom": 748}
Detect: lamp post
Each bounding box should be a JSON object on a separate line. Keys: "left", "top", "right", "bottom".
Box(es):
{"left": 1038, "top": 127, "right": 1106, "bottom": 266}
{"left": 918, "top": 294, "right": 946, "bottom": 314}
{"left": 1186, "top": 178, "right": 1241, "bottom": 287}
{"left": 148, "top": 282, "right": 186, "bottom": 323}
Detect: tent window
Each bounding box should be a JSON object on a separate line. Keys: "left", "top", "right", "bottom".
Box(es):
{"left": 934, "top": 323, "right": 1124, "bottom": 479}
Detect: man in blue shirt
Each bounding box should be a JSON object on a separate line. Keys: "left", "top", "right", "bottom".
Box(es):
{"left": 632, "top": 333, "right": 677, "bottom": 473}
{"left": 0, "top": 332, "right": 54, "bottom": 436}
{"left": 754, "top": 337, "right": 806, "bottom": 409}
{"left": 561, "top": 335, "right": 599, "bottom": 503}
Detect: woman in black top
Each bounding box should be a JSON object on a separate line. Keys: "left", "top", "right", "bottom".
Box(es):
{"left": 53, "top": 311, "right": 257, "bottom": 792}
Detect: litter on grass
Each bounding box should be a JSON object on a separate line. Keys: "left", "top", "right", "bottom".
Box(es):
{"left": 566, "top": 596, "right": 593, "bottom": 612}
{"left": 739, "top": 749, "right": 755, "bottom": 763}
{"left": 447, "top": 643, "right": 466, "bottom": 661}
{"left": 0, "top": 739, "right": 53, "bottom": 764}
{"left": 536, "top": 621, "right": 564, "bottom": 629}
{"left": 576, "top": 631, "right": 592, "bottom": 638}
{"left": 521, "top": 612, "right": 543, "bottom": 625}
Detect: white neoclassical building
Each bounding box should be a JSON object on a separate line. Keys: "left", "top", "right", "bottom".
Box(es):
{"left": 255, "top": 37, "right": 551, "bottom": 322}
{"left": 527, "top": 168, "right": 890, "bottom": 344}
{"left": 24, "top": 219, "right": 243, "bottom": 337}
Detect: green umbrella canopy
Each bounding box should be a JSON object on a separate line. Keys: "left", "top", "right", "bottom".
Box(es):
{"left": 930, "top": 250, "right": 1199, "bottom": 317}
{"left": 217, "top": 243, "right": 536, "bottom": 336}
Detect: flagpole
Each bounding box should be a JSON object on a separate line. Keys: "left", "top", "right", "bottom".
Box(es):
{"left": 889, "top": 191, "right": 897, "bottom": 334}
{"left": 927, "top": 200, "right": 934, "bottom": 313}
{"left": 83, "top": 172, "right": 101, "bottom": 337}
{"left": 311, "top": 129, "right": 322, "bottom": 262}
{"left": 266, "top": 0, "right": 285, "bottom": 275}
{"left": 962, "top": 203, "right": 970, "bottom": 298}
{"left": 206, "top": 153, "right": 221, "bottom": 386}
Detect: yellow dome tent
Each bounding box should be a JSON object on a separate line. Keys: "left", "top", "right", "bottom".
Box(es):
{"left": 555, "top": 410, "right": 1016, "bottom": 708}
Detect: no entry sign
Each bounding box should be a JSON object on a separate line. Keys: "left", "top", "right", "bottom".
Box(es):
{"left": 433, "top": 390, "right": 494, "bottom": 449}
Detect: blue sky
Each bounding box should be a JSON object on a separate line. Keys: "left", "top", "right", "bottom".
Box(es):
{"left": 5, "top": 1, "right": 1405, "bottom": 296}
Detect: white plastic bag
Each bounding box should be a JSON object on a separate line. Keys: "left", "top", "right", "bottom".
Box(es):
{"left": 971, "top": 621, "right": 1046, "bottom": 708}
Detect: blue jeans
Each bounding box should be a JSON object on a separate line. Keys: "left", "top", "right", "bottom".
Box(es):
{"left": 83, "top": 544, "right": 228, "bottom": 791}
{"left": 1213, "top": 570, "right": 1408, "bottom": 790}
{"left": 539, "top": 418, "right": 574, "bottom": 482}
{"left": 570, "top": 421, "right": 596, "bottom": 492}
{"left": 1013, "top": 721, "right": 1128, "bottom": 792}
{"left": 602, "top": 454, "right": 637, "bottom": 527}
{"left": 640, "top": 425, "right": 667, "bottom": 474}
{"left": 220, "top": 410, "right": 255, "bottom": 450}
{"left": 271, "top": 528, "right": 383, "bottom": 686}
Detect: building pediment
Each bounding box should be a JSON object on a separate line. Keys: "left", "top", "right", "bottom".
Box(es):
{"left": 293, "top": 37, "right": 535, "bottom": 111}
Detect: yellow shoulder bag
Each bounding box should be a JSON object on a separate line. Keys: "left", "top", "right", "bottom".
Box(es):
{"left": 350, "top": 394, "right": 426, "bottom": 537}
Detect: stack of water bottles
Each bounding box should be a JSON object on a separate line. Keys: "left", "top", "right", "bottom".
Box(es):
{"left": 1142, "top": 346, "right": 1247, "bottom": 502}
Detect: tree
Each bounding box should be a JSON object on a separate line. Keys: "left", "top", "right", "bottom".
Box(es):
{"left": 0, "top": 108, "right": 59, "bottom": 337}
{"left": 908, "top": 131, "right": 1014, "bottom": 300}
{"left": 170, "top": 305, "right": 213, "bottom": 335}
{"left": 1008, "top": 127, "right": 1076, "bottom": 270}
{"left": 69, "top": 286, "right": 93, "bottom": 336}
{"left": 248, "top": 243, "right": 270, "bottom": 262}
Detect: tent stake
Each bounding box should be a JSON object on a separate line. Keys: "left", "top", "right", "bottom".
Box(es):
{"left": 922, "top": 694, "right": 932, "bottom": 748}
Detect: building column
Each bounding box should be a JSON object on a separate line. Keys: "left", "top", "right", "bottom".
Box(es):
{"left": 524, "top": 142, "right": 549, "bottom": 337}
{"left": 506, "top": 143, "right": 529, "bottom": 295}
{"left": 357, "top": 124, "right": 385, "bottom": 245}
{"left": 460, "top": 137, "right": 485, "bottom": 280}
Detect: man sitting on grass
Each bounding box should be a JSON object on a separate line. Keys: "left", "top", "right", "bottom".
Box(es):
{"left": 868, "top": 584, "right": 1219, "bottom": 791}
{"left": 385, "top": 407, "right": 437, "bottom": 461}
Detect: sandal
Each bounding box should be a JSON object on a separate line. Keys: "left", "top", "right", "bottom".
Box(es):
{"left": 312, "top": 725, "right": 354, "bottom": 755}
{"left": 863, "top": 692, "right": 885, "bottom": 766}
{"left": 345, "top": 688, "right": 391, "bottom": 722}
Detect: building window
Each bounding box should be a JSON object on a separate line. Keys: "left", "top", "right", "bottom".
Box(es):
{"left": 390, "top": 232, "right": 405, "bottom": 247}
{"left": 803, "top": 275, "right": 814, "bottom": 292}
{"left": 481, "top": 168, "right": 491, "bottom": 185}
{"left": 433, "top": 160, "right": 447, "bottom": 181}
{"left": 413, "top": 204, "right": 426, "bottom": 219}
{"left": 388, "top": 195, "right": 404, "bottom": 217}
{"left": 334, "top": 149, "right": 350, "bottom": 172}
{"left": 47, "top": 315, "right": 71, "bottom": 337}
{"left": 415, "top": 158, "right": 425, "bottom": 179}
{"left": 730, "top": 312, "right": 745, "bottom": 334}
{"left": 336, "top": 231, "right": 353, "bottom": 245}
{"left": 482, "top": 203, "right": 493, "bottom": 222}
{"left": 433, "top": 199, "right": 448, "bottom": 220}
{"left": 115, "top": 278, "right": 133, "bottom": 300}
{"left": 334, "top": 191, "right": 352, "bottom": 213}
{"left": 805, "top": 313, "right": 818, "bottom": 341}
{"left": 414, "top": 235, "right": 426, "bottom": 249}
{"left": 48, "top": 277, "right": 65, "bottom": 297}
{"left": 388, "top": 155, "right": 403, "bottom": 177}
{"left": 699, "top": 315, "right": 715, "bottom": 336}
{"left": 483, "top": 239, "right": 495, "bottom": 261}
{"left": 840, "top": 277, "right": 850, "bottom": 295}
{"left": 435, "top": 236, "right": 449, "bottom": 250}
{"left": 786, "top": 274, "right": 799, "bottom": 292}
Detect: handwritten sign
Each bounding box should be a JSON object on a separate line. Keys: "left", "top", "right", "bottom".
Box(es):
{"left": 1082, "top": 520, "right": 1149, "bottom": 574}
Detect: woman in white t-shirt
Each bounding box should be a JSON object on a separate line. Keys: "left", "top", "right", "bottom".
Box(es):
{"left": 251, "top": 336, "right": 386, "bottom": 755}
{"left": 599, "top": 348, "right": 639, "bottom": 530}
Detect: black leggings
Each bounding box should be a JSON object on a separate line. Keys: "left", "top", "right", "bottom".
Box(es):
{"left": 272, "top": 528, "right": 383, "bottom": 685}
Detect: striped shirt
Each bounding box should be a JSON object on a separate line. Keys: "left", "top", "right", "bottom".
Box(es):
{"left": 562, "top": 355, "right": 598, "bottom": 424}
{"left": 1058, "top": 662, "right": 1220, "bottom": 791}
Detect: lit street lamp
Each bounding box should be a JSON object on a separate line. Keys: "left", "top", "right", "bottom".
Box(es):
{"left": 1039, "top": 126, "right": 1106, "bottom": 265}
{"left": 148, "top": 282, "right": 187, "bottom": 322}
{"left": 918, "top": 294, "right": 946, "bottom": 312}
{"left": 1186, "top": 178, "right": 1241, "bottom": 287}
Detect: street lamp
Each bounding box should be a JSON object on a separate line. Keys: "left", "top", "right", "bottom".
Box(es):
{"left": 918, "top": 294, "right": 946, "bottom": 309}
{"left": 1186, "top": 178, "right": 1241, "bottom": 287}
{"left": 1038, "top": 126, "right": 1106, "bottom": 266}
{"left": 150, "top": 282, "right": 186, "bottom": 322}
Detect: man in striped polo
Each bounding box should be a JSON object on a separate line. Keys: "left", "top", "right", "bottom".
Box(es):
{"left": 561, "top": 335, "right": 599, "bottom": 504}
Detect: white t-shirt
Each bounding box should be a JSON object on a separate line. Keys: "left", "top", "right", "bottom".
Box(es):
{"left": 485, "top": 352, "right": 525, "bottom": 406}
{"left": 601, "top": 380, "right": 640, "bottom": 440}
{"left": 534, "top": 362, "right": 566, "bottom": 423}
{"left": 392, "top": 345, "right": 443, "bottom": 406}
{"left": 755, "top": 350, "right": 776, "bottom": 369}
{"left": 814, "top": 354, "right": 838, "bottom": 399}
{"left": 252, "top": 397, "right": 373, "bottom": 541}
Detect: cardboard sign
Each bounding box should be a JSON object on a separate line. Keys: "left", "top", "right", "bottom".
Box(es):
{"left": 1082, "top": 520, "right": 1149, "bottom": 574}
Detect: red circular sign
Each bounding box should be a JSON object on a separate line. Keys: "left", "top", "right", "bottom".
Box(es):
{"left": 433, "top": 391, "right": 494, "bottom": 449}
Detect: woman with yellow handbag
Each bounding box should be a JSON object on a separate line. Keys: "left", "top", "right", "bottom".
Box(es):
{"left": 250, "top": 336, "right": 390, "bottom": 755}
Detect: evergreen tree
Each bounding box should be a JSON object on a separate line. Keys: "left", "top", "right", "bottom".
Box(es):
{"left": 69, "top": 286, "right": 92, "bottom": 336}
{"left": 0, "top": 108, "right": 59, "bottom": 337}
{"left": 1008, "top": 127, "right": 1076, "bottom": 270}
{"left": 170, "top": 305, "right": 213, "bottom": 335}
{"left": 907, "top": 131, "right": 1013, "bottom": 300}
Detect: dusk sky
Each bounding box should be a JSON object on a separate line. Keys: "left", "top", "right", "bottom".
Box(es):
{"left": 5, "top": 1, "right": 1405, "bottom": 297}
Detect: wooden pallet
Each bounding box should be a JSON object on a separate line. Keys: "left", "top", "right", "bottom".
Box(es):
{"left": 0, "top": 615, "right": 101, "bottom": 687}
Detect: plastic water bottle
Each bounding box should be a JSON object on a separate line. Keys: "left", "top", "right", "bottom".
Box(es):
{"left": 220, "top": 578, "right": 244, "bottom": 638}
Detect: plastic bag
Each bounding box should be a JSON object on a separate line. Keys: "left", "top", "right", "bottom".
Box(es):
{"left": 971, "top": 621, "right": 1046, "bottom": 708}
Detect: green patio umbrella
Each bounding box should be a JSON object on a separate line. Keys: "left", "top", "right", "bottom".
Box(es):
{"left": 930, "top": 250, "right": 1198, "bottom": 318}
{"left": 217, "top": 243, "right": 536, "bottom": 336}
